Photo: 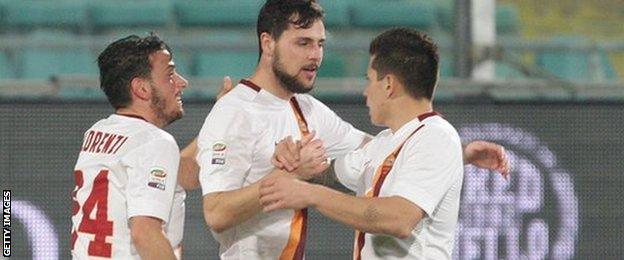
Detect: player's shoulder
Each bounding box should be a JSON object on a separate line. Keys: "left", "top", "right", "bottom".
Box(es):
{"left": 374, "top": 128, "right": 393, "bottom": 139}
{"left": 147, "top": 127, "right": 177, "bottom": 144}
{"left": 292, "top": 93, "right": 335, "bottom": 116}
{"left": 211, "top": 84, "right": 258, "bottom": 114}
{"left": 113, "top": 115, "right": 178, "bottom": 147}
{"left": 426, "top": 116, "right": 459, "bottom": 137}
{"left": 415, "top": 116, "right": 461, "bottom": 146}
{"left": 219, "top": 83, "right": 259, "bottom": 105}
{"left": 293, "top": 93, "right": 324, "bottom": 107}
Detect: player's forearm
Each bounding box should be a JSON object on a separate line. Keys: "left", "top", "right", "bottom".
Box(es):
{"left": 203, "top": 182, "right": 263, "bottom": 233}
{"left": 131, "top": 218, "right": 176, "bottom": 260}
{"left": 134, "top": 232, "right": 176, "bottom": 260}
{"left": 462, "top": 142, "right": 469, "bottom": 165}
{"left": 309, "top": 185, "right": 421, "bottom": 239}
{"left": 178, "top": 138, "right": 200, "bottom": 190}
{"left": 204, "top": 169, "right": 288, "bottom": 233}
{"left": 359, "top": 134, "right": 373, "bottom": 149}
{"left": 309, "top": 160, "right": 339, "bottom": 188}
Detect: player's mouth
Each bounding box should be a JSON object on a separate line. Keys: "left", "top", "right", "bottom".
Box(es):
{"left": 301, "top": 64, "right": 318, "bottom": 79}
{"left": 176, "top": 93, "right": 183, "bottom": 106}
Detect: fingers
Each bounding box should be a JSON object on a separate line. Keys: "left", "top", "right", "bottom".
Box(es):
{"left": 216, "top": 76, "right": 234, "bottom": 100}
{"left": 306, "top": 139, "right": 324, "bottom": 149}
{"left": 315, "top": 160, "right": 331, "bottom": 173}
{"left": 259, "top": 191, "right": 282, "bottom": 208}
{"left": 259, "top": 178, "right": 288, "bottom": 212}
{"left": 276, "top": 154, "right": 296, "bottom": 172}
{"left": 300, "top": 130, "right": 316, "bottom": 146}
{"left": 274, "top": 137, "right": 300, "bottom": 171}
{"left": 224, "top": 76, "right": 233, "bottom": 89}
{"left": 497, "top": 147, "right": 508, "bottom": 178}
{"left": 285, "top": 137, "right": 300, "bottom": 161}
{"left": 259, "top": 179, "right": 277, "bottom": 202}
{"left": 301, "top": 139, "right": 324, "bottom": 155}
{"left": 263, "top": 200, "right": 284, "bottom": 212}
{"left": 271, "top": 155, "right": 285, "bottom": 169}
{"left": 499, "top": 148, "right": 511, "bottom": 180}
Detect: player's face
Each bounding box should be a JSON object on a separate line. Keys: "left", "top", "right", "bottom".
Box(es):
{"left": 272, "top": 19, "right": 325, "bottom": 94}
{"left": 363, "top": 56, "right": 387, "bottom": 127}
{"left": 148, "top": 49, "right": 188, "bottom": 126}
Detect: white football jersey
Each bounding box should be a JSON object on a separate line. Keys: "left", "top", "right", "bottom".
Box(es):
{"left": 71, "top": 114, "right": 180, "bottom": 259}
{"left": 197, "top": 81, "right": 367, "bottom": 259}
{"left": 165, "top": 184, "right": 186, "bottom": 258}
{"left": 336, "top": 114, "right": 464, "bottom": 259}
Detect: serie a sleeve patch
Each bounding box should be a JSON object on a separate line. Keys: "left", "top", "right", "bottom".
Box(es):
{"left": 147, "top": 166, "right": 167, "bottom": 190}
{"left": 211, "top": 141, "right": 227, "bottom": 165}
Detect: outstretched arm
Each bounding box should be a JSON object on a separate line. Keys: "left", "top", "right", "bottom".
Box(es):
{"left": 204, "top": 169, "right": 288, "bottom": 233}
{"left": 259, "top": 176, "right": 422, "bottom": 239}
{"left": 463, "top": 140, "right": 510, "bottom": 178}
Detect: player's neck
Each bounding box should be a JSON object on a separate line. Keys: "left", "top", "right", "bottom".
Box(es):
{"left": 386, "top": 98, "right": 433, "bottom": 133}
{"left": 249, "top": 66, "right": 293, "bottom": 100}
{"left": 116, "top": 106, "right": 165, "bottom": 128}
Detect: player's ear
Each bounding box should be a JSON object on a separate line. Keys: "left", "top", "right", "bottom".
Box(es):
{"left": 384, "top": 74, "right": 396, "bottom": 99}
{"left": 260, "top": 32, "right": 276, "bottom": 58}
{"left": 130, "top": 77, "right": 151, "bottom": 101}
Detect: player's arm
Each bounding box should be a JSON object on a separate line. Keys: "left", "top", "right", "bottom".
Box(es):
{"left": 260, "top": 178, "right": 422, "bottom": 239}
{"left": 204, "top": 132, "right": 326, "bottom": 233}
{"left": 178, "top": 138, "right": 200, "bottom": 190}
{"left": 203, "top": 169, "right": 289, "bottom": 233}
{"left": 130, "top": 216, "right": 176, "bottom": 260}
{"left": 124, "top": 137, "right": 180, "bottom": 259}
{"left": 198, "top": 105, "right": 273, "bottom": 233}
{"left": 462, "top": 140, "right": 510, "bottom": 178}
{"left": 177, "top": 77, "right": 235, "bottom": 190}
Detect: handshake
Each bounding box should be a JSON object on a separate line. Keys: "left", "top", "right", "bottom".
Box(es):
{"left": 270, "top": 130, "right": 331, "bottom": 180}
{"left": 259, "top": 131, "right": 330, "bottom": 212}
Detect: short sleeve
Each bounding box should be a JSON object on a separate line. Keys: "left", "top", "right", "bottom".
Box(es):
{"left": 197, "top": 103, "right": 254, "bottom": 196}
{"left": 124, "top": 137, "right": 180, "bottom": 223}
{"left": 384, "top": 126, "right": 464, "bottom": 217}
{"left": 334, "top": 138, "right": 377, "bottom": 192}
{"left": 311, "top": 98, "right": 367, "bottom": 158}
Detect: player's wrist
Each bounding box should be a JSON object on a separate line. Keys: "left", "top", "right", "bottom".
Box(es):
{"left": 304, "top": 183, "right": 322, "bottom": 207}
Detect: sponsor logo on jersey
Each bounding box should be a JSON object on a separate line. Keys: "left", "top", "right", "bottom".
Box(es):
{"left": 148, "top": 167, "right": 167, "bottom": 190}
{"left": 150, "top": 167, "right": 167, "bottom": 178}
{"left": 148, "top": 182, "right": 165, "bottom": 191}
{"left": 212, "top": 141, "right": 227, "bottom": 152}
{"left": 212, "top": 141, "right": 227, "bottom": 165}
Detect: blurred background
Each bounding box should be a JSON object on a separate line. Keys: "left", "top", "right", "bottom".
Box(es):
{"left": 1, "top": 0, "right": 623, "bottom": 259}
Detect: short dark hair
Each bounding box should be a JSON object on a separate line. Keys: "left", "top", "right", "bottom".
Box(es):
{"left": 256, "top": 0, "right": 324, "bottom": 57}
{"left": 369, "top": 28, "right": 439, "bottom": 100}
{"left": 97, "top": 33, "right": 171, "bottom": 109}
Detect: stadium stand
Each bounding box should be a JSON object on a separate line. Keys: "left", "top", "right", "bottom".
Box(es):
{"left": 90, "top": 0, "right": 173, "bottom": 30}
{"left": 317, "top": 51, "right": 347, "bottom": 78}
{"left": 0, "top": 79, "right": 54, "bottom": 99}
{"left": 350, "top": 0, "right": 437, "bottom": 29}
{"left": 16, "top": 31, "right": 97, "bottom": 79}
{"left": 4, "top": 0, "right": 88, "bottom": 32}
{"left": 437, "top": 1, "right": 520, "bottom": 34}
{"left": 536, "top": 36, "right": 618, "bottom": 82}
{"left": 175, "top": 0, "right": 262, "bottom": 27}
{"left": 0, "top": 52, "right": 15, "bottom": 79}
{"left": 194, "top": 50, "right": 257, "bottom": 79}
{"left": 0, "top": 0, "right": 621, "bottom": 85}
{"left": 319, "top": 0, "right": 350, "bottom": 28}
{"left": 495, "top": 4, "right": 521, "bottom": 34}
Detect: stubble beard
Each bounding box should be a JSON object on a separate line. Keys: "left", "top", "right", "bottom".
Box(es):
{"left": 149, "top": 82, "right": 183, "bottom": 127}
{"left": 272, "top": 51, "right": 314, "bottom": 94}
